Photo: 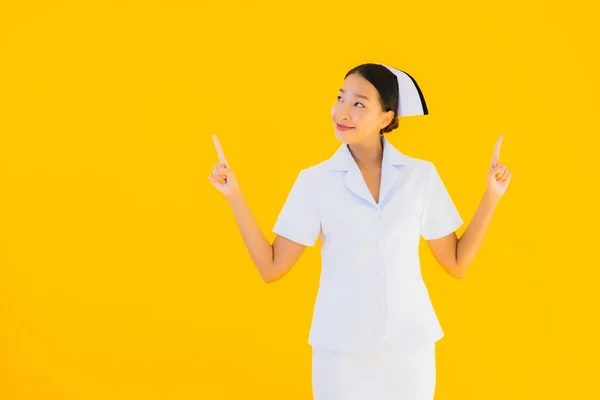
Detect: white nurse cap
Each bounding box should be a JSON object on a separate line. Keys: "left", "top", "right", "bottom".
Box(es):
{"left": 380, "top": 64, "right": 429, "bottom": 117}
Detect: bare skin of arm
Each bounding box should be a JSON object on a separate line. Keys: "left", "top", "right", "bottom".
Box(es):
{"left": 426, "top": 135, "right": 512, "bottom": 279}
{"left": 225, "top": 190, "right": 307, "bottom": 283}
{"left": 209, "top": 135, "right": 307, "bottom": 283}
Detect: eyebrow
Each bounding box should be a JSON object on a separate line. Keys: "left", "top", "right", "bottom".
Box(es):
{"left": 339, "top": 89, "right": 369, "bottom": 101}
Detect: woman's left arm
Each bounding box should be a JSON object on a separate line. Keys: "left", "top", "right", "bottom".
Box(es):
{"left": 427, "top": 135, "right": 512, "bottom": 278}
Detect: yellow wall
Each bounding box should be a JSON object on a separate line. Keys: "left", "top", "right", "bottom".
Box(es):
{"left": 1, "top": 1, "right": 598, "bottom": 398}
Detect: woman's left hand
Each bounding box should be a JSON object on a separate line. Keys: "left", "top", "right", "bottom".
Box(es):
{"left": 487, "top": 135, "right": 512, "bottom": 198}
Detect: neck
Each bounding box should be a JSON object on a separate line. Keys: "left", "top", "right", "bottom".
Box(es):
{"left": 347, "top": 135, "right": 384, "bottom": 169}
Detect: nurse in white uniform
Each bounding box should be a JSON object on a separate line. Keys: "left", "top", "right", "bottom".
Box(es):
{"left": 209, "top": 63, "right": 513, "bottom": 399}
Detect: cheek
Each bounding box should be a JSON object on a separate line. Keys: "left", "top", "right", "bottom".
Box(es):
{"left": 358, "top": 112, "right": 379, "bottom": 128}
{"left": 331, "top": 100, "right": 343, "bottom": 113}
{"left": 351, "top": 109, "right": 370, "bottom": 127}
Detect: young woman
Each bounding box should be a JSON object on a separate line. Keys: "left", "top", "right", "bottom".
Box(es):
{"left": 209, "top": 63, "right": 512, "bottom": 400}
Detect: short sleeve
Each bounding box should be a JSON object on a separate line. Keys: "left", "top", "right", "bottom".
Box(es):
{"left": 273, "top": 169, "right": 321, "bottom": 246}
{"left": 420, "top": 162, "right": 464, "bottom": 240}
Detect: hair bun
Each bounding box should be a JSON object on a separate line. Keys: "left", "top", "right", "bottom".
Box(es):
{"left": 381, "top": 115, "right": 399, "bottom": 134}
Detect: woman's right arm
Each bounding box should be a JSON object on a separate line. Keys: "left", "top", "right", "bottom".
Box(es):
{"left": 209, "top": 135, "right": 307, "bottom": 283}
{"left": 225, "top": 190, "right": 307, "bottom": 283}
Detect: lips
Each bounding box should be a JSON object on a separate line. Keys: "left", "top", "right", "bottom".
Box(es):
{"left": 336, "top": 123, "right": 354, "bottom": 131}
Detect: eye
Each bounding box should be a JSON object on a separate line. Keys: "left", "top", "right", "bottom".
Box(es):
{"left": 337, "top": 96, "right": 364, "bottom": 108}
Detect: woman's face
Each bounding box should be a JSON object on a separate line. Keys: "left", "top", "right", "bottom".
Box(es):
{"left": 330, "top": 73, "right": 393, "bottom": 145}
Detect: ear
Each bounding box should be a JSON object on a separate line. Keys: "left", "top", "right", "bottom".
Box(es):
{"left": 379, "top": 110, "right": 395, "bottom": 130}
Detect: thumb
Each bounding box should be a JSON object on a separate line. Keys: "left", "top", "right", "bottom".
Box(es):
{"left": 221, "top": 167, "right": 235, "bottom": 180}
{"left": 490, "top": 164, "right": 506, "bottom": 179}
{"left": 214, "top": 162, "right": 233, "bottom": 174}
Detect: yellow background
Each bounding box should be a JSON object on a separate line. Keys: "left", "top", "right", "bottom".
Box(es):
{"left": 1, "top": 0, "right": 598, "bottom": 399}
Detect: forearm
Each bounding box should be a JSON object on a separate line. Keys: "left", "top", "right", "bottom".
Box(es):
{"left": 225, "top": 190, "right": 274, "bottom": 278}
{"left": 456, "top": 189, "right": 501, "bottom": 275}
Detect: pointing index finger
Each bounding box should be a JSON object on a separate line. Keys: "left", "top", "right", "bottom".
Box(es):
{"left": 212, "top": 134, "right": 228, "bottom": 166}
{"left": 491, "top": 134, "right": 503, "bottom": 165}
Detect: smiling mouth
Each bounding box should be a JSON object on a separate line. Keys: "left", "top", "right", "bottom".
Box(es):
{"left": 336, "top": 123, "right": 355, "bottom": 131}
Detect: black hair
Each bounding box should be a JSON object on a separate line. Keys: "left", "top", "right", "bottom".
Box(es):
{"left": 344, "top": 63, "right": 399, "bottom": 134}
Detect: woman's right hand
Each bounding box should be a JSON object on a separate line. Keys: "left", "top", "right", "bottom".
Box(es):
{"left": 209, "top": 135, "right": 240, "bottom": 197}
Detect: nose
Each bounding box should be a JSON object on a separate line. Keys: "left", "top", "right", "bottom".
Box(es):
{"left": 333, "top": 102, "right": 352, "bottom": 121}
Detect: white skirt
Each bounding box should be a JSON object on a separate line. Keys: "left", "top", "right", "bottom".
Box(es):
{"left": 311, "top": 342, "right": 436, "bottom": 400}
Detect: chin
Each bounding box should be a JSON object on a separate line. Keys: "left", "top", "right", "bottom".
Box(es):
{"left": 334, "top": 129, "right": 359, "bottom": 144}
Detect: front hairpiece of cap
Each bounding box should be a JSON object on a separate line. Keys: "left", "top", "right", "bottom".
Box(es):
{"left": 380, "top": 64, "right": 429, "bottom": 117}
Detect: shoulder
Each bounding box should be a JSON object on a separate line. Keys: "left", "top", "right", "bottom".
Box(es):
{"left": 292, "top": 157, "right": 336, "bottom": 182}
{"left": 302, "top": 159, "right": 333, "bottom": 176}
{"left": 398, "top": 155, "right": 434, "bottom": 173}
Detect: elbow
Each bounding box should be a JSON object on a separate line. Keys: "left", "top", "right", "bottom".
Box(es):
{"left": 261, "top": 273, "right": 279, "bottom": 284}
{"left": 453, "top": 270, "right": 467, "bottom": 279}
{"left": 452, "top": 261, "right": 468, "bottom": 279}
{"left": 258, "top": 268, "right": 278, "bottom": 284}
{"left": 258, "top": 262, "right": 286, "bottom": 284}
{"left": 451, "top": 248, "right": 469, "bottom": 279}
{"left": 261, "top": 274, "right": 287, "bottom": 284}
